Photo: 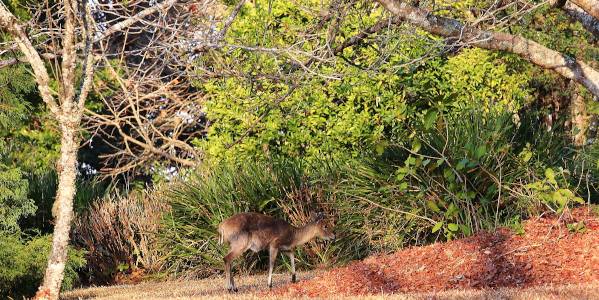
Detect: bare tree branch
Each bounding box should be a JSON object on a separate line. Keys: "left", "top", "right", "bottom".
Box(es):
{"left": 0, "top": 57, "right": 17, "bottom": 68}
{"left": 76, "top": 0, "right": 97, "bottom": 111}
{"left": 93, "top": 0, "right": 179, "bottom": 44}
{"left": 376, "top": 0, "right": 599, "bottom": 99}
{"left": 332, "top": 16, "right": 402, "bottom": 55}
{"left": 59, "top": 0, "right": 78, "bottom": 110}
{"left": 0, "top": 0, "right": 181, "bottom": 70}
{"left": 570, "top": 0, "right": 599, "bottom": 21}
{"left": 0, "top": 3, "right": 60, "bottom": 115}
{"left": 562, "top": 1, "right": 599, "bottom": 38}
{"left": 85, "top": 63, "right": 202, "bottom": 177}
{"left": 213, "top": 0, "right": 246, "bottom": 42}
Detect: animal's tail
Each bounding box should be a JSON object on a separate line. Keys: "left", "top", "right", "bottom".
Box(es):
{"left": 217, "top": 227, "right": 224, "bottom": 245}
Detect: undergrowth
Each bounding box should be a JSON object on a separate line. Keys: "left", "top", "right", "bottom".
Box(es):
{"left": 156, "top": 110, "right": 598, "bottom": 278}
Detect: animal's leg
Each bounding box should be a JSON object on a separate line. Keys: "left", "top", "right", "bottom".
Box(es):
{"left": 287, "top": 251, "right": 297, "bottom": 283}
{"left": 224, "top": 236, "right": 248, "bottom": 293}
{"left": 268, "top": 245, "right": 279, "bottom": 288}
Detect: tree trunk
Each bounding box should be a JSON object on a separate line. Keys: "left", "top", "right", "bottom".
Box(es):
{"left": 34, "top": 118, "right": 79, "bottom": 300}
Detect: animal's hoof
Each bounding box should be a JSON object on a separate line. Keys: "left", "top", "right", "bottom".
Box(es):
{"left": 291, "top": 274, "right": 297, "bottom": 283}
{"left": 268, "top": 284, "right": 273, "bottom": 289}
{"left": 228, "top": 287, "right": 238, "bottom": 293}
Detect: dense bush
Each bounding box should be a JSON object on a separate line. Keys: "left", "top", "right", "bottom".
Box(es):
{"left": 405, "top": 48, "right": 530, "bottom": 114}
{"left": 157, "top": 109, "right": 598, "bottom": 278}
{"left": 0, "top": 169, "right": 104, "bottom": 295}
{"left": 192, "top": 1, "right": 536, "bottom": 166}
{"left": 337, "top": 109, "right": 594, "bottom": 247}
{"left": 0, "top": 233, "right": 86, "bottom": 299}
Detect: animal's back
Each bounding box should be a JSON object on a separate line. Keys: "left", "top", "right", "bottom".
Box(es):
{"left": 218, "top": 212, "right": 291, "bottom": 246}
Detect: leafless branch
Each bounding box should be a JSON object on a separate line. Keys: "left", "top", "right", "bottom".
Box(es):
{"left": 85, "top": 63, "right": 203, "bottom": 177}
{"left": 569, "top": 0, "right": 599, "bottom": 20}
{"left": 561, "top": 1, "right": 599, "bottom": 38}
{"left": 0, "top": 2, "right": 60, "bottom": 115}
{"left": 376, "top": 0, "right": 599, "bottom": 98}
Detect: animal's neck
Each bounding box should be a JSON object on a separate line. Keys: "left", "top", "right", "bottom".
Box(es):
{"left": 292, "top": 223, "right": 318, "bottom": 247}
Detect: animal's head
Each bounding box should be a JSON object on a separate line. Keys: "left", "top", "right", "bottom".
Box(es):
{"left": 312, "top": 212, "right": 335, "bottom": 241}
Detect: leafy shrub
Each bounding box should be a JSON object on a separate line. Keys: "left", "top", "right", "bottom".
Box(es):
{"left": 339, "top": 108, "right": 593, "bottom": 243}
{"left": 524, "top": 168, "right": 585, "bottom": 214}
{"left": 0, "top": 233, "right": 86, "bottom": 299}
{"left": 157, "top": 108, "right": 597, "bottom": 279}
{"left": 406, "top": 48, "right": 530, "bottom": 114}
{"left": 329, "top": 160, "right": 433, "bottom": 254}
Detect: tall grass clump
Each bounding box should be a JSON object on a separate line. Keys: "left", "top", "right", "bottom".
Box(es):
{"left": 72, "top": 190, "right": 168, "bottom": 284}
{"left": 158, "top": 159, "right": 341, "bottom": 278}
{"left": 332, "top": 109, "right": 596, "bottom": 247}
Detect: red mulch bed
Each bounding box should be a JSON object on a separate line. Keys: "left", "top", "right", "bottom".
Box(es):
{"left": 268, "top": 207, "right": 599, "bottom": 297}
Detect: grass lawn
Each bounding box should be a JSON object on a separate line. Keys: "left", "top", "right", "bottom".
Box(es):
{"left": 62, "top": 272, "right": 599, "bottom": 300}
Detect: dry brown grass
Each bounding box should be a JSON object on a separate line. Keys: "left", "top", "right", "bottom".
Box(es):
{"left": 62, "top": 272, "right": 599, "bottom": 300}
{"left": 62, "top": 272, "right": 316, "bottom": 300}
{"left": 72, "top": 191, "right": 168, "bottom": 283}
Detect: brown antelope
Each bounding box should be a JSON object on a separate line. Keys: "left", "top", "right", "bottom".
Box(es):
{"left": 218, "top": 212, "right": 335, "bottom": 292}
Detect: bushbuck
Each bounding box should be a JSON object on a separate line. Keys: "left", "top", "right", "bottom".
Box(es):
{"left": 218, "top": 212, "right": 335, "bottom": 292}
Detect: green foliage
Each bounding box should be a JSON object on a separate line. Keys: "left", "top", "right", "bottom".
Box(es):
{"left": 507, "top": 215, "right": 525, "bottom": 236}
{"left": 0, "top": 66, "right": 38, "bottom": 231}
{"left": 0, "top": 49, "right": 89, "bottom": 296}
{"left": 515, "top": 5, "right": 599, "bottom": 60}
{"left": 2, "top": 0, "right": 34, "bottom": 20}
{"left": 193, "top": 1, "right": 536, "bottom": 165}
{"left": 0, "top": 65, "right": 34, "bottom": 129}
{"left": 0, "top": 65, "right": 60, "bottom": 174}
{"left": 197, "top": 71, "right": 408, "bottom": 163}
{"left": 193, "top": 1, "right": 405, "bottom": 163}
{"left": 0, "top": 233, "right": 86, "bottom": 299}
{"left": 12, "top": 124, "right": 61, "bottom": 173}
{"left": 159, "top": 103, "right": 598, "bottom": 278}
{"left": 0, "top": 162, "right": 34, "bottom": 232}
{"left": 567, "top": 221, "right": 587, "bottom": 234}
{"left": 405, "top": 48, "right": 531, "bottom": 114}
{"left": 334, "top": 108, "right": 592, "bottom": 244}
{"left": 159, "top": 106, "right": 592, "bottom": 277}
{"left": 524, "top": 168, "right": 585, "bottom": 214}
